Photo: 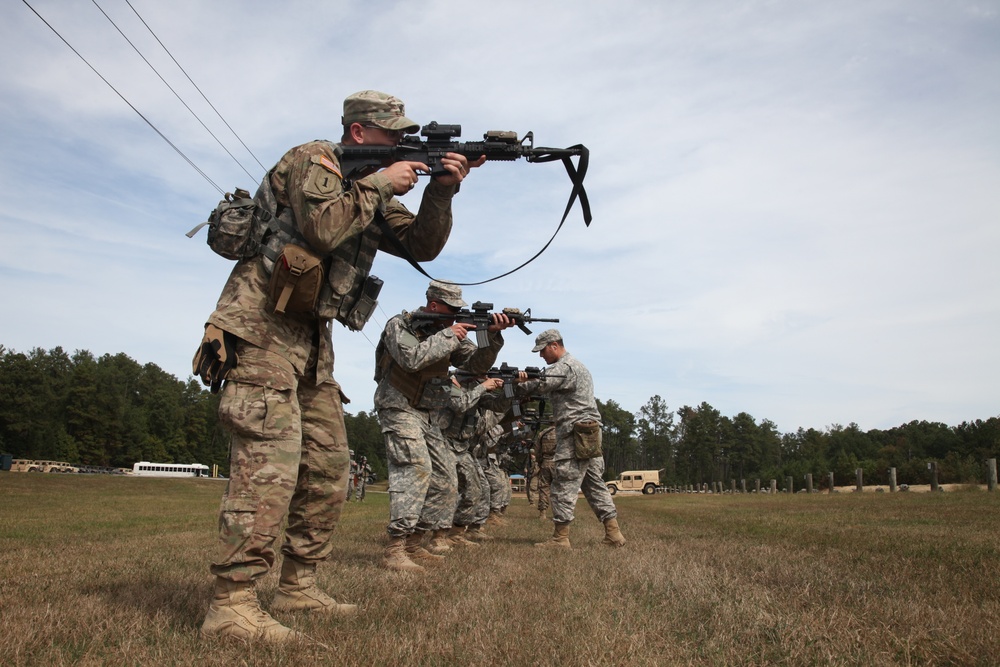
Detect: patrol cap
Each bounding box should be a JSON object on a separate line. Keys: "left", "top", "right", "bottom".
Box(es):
{"left": 531, "top": 328, "right": 562, "bottom": 352}
{"left": 426, "top": 280, "right": 467, "bottom": 309}
{"left": 342, "top": 90, "right": 419, "bottom": 133}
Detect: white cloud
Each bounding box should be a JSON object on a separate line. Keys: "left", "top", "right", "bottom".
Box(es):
{"left": 1, "top": 0, "right": 997, "bottom": 433}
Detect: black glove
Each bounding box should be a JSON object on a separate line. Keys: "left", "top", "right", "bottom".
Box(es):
{"left": 192, "top": 324, "right": 239, "bottom": 394}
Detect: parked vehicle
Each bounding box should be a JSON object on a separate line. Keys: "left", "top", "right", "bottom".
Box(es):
{"left": 606, "top": 469, "right": 664, "bottom": 495}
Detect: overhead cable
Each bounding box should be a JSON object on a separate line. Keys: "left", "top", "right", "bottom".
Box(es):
{"left": 21, "top": 0, "right": 224, "bottom": 195}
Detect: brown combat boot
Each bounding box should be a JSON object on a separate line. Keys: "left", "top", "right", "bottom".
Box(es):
{"left": 404, "top": 531, "right": 445, "bottom": 564}
{"left": 383, "top": 536, "right": 425, "bottom": 573}
{"left": 200, "top": 578, "right": 303, "bottom": 642}
{"left": 427, "top": 529, "right": 453, "bottom": 554}
{"left": 534, "top": 521, "right": 571, "bottom": 549}
{"left": 464, "top": 523, "right": 493, "bottom": 542}
{"left": 602, "top": 517, "right": 626, "bottom": 547}
{"left": 447, "top": 525, "right": 481, "bottom": 548}
{"left": 538, "top": 509, "right": 547, "bottom": 521}
{"left": 485, "top": 510, "right": 507, "bottom": 527}
{"left": 272, "top": 557, "right": 358, "bottom": 615}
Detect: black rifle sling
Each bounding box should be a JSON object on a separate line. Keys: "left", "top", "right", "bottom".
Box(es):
{"left": 373, "top": 146, "right": 590, "bottom": 287}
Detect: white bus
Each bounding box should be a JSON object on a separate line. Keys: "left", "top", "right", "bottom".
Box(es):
{"left": 132, "top": 462, "right": 210, "bottom": 478}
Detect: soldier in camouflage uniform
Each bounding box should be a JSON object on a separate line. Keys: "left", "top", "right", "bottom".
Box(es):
{"left": 533, "top": 426, "right": 557, "bottom": 520}
{"left": 516, "top": 329, "right": 626, "bottom": 549}
{"left": 437, "top": 374, "right": 509, "bottom": 546}
{"left": 375, "top": 281, "right": 513, "bottom": 572}
{"left": 197, "top": 91, "right": 485, "bottom": 642}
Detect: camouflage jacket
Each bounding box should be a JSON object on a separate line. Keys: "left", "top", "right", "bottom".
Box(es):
{"left": 517, "top": 352, "right": 601, "bottom": 461}
{"left": 207, "top": 140, "right": 458, "bottom": 385}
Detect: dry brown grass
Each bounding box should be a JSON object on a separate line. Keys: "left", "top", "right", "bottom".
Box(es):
{"left": 1, "top": 475, "right": 999, "bottom": 666}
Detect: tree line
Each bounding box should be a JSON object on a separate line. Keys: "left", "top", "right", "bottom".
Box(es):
{"left": 2, "top": 346, "right": 997, "bottom": 486}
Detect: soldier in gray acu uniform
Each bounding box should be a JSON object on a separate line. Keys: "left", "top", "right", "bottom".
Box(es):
{"left": 516, "top": 329, "right": 626, "bottom": 549}
{"left": 437, "top": 375, "right": 509, "bottom": 544}
{"left": 375, "top": 280, "right": 513, "bottom": 572}
{"left": 196, "top": 90, "right": 484, "bottom": 643}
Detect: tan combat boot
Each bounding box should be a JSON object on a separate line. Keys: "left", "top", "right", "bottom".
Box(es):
{"left": 200, "top": 578, "right": 303, "bottom": 642}
{"left": 383, "top": 536, "right": 425, "bottom": 573}
{"left": 534, "top": 521, "right": 571, "bottom": 549}
{"left": 272, "top": 557, "right": 358, "bottom": 615}
{"left": 447, "top": 525, "right": 481, "bottom": 548}
{"left": 485, "top": 510, "right": 507, "bottom": 527}
{"left": 538, "top": 509, "right": 547, "bottom": 522}
{"left": 427, "top": 529, "right": 453, "bottom": 554}
{"left": 464, "top": 523, "right": 493, "bottom": 542}
{"left": 404, "top": 531, "right": 445, "bottom": 564}
{"left": 602, "top": 517, "right": 626, "bottom": 547}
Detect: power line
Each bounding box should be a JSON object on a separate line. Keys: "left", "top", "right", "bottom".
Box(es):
{"left": 123, "top": 0, "right": 269, "bottom": 174}
{"left": 90, "top": 0, "right": 260, "bottom": 182}
{"left": 21, "top": 0, "right": 224, "bottom": 195}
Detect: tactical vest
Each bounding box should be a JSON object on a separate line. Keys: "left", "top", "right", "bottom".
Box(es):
{"left": 255, "top": 147, "right": 383, "bottom": 331}
{"left": 375, "top": 314, "right": 452, "bottom": 409}
{"left": 440, "top": 387, "right": 480, "bottom": 442}
{"left": 537, "top": 426, "right": 557, "bottom": 458}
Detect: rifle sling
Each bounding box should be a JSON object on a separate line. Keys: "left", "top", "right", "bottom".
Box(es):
{"left": 372, "top": 147, "right": 590, "bottom": 286}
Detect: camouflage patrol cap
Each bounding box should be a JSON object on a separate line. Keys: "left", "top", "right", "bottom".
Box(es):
{"left": 531, "top": 328, "right": 563, "bottom": 352}
{"left": 342, "top": 90, "right": 419, "bottom": 133}
{"left": 426, "top": 279, "right": 467, "bottom": 309}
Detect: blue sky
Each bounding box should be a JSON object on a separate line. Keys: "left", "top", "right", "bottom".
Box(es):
{"left": 2, "top": 0, "right": 997, "bottom": 433}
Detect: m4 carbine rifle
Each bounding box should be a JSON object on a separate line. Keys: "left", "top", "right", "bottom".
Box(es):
{"left": 411, "top": 301, "right": 558, "bottom": 349}
{"left": 340, "top": 121, "right": 588, "bottom": 186}
{"left": 454, "top": 363, "right": 562, "bottom": 416}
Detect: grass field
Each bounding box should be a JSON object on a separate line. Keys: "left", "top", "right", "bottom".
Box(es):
{"left": 1, "top": 475, "right": 999, "bottom": 666}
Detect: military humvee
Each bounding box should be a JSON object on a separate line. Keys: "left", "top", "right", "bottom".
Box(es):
{"left": 606, "top": 469, "right": 663, "bottom": 495}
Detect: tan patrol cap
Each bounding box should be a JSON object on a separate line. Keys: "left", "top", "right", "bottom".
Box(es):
{"left": 342, "top": 90, "right": 419, "bottom": 133}
{"left": 426, "top": 280, "right": 467, "bottom": 309}
{"left": 531, "top": 328, "right": 562, "bottom": 352}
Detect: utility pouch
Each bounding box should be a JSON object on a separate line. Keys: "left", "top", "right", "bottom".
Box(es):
{"left": 572, "top": 420, "right": 603, "bottom": 459}
{"left": 187, "top": 188, "right": 271, "bottom": 261}
{"left": 343, "top": 274, "right": 383, "bottom": 331}
{"left": 268, "top": 244, "right": 324, "bottom": 315}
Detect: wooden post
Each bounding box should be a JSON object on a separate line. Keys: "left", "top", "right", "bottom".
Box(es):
{"left": 827, "top": 472, "right": 835, "bottom": 493}
{"left": 786, "top": 476, "right": 794, "bottom": 494}
{"left": 805, "top": 473, "right": 813, "bottom": 493}
{"left": 988, "top": 459, "right": 997, "bottom": 492}
{"left": 928, "top": 461, "right": 939, "bottom": 492}
{"left": 889, "top": 467, "right": 897, "bottom": 492}
{"left": 755, "top": 478, "right": 761, "bottom": 493}
{"left": 741, "top": 479, "right": 747, "bottom": 494}
{"left": 769, "top": 479, "right": 777, "bottom": 494}
{"left": 730, "top": 479, "right": 736, "bottom": 493}
{"left": 855, "top": 468, "right": 863, "bottom": 492}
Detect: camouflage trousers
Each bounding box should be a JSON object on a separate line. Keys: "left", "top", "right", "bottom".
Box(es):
{"left": 211, "top": 343, "right": 350, "bottom": 583}
{"left": 535, "top": 459, "right": 555, "bottom": 512}
{"left": 473, "top": 458, "right": 490, "bottom": 524}
{"left": 550, "top": 455, "right": 618, "bottom": 524}
{"left": 453, "top": 450, "right": 484, "bottom": 527}
{"left": 380, "top": 407, "right": 457, "bottom": 538}
{"left": 484, "top": 461, "right": 510, "bottom": 511}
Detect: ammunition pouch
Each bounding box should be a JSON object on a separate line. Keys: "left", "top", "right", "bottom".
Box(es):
{"left": 572, "top": 420, "right": 603, "bottom": 459}
{"left": 268, "top": 244, "right": 324, "bottom": 315}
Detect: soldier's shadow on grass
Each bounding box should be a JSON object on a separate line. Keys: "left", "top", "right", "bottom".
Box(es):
{"left": 80, "top": 574, "right": 209, "bottom": 630}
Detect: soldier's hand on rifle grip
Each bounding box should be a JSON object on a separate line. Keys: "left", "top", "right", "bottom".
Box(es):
{"left": 516, "top": 371, "right": 529, "bottom": 383}
{"left": 450, "top": 322, "right": 476, "bottom": 340}
{"left": 433, "top": 152, "right": 485, "bottom": 187}
{"left": 487, "top": 312, "right": 516, "bottom": 332}
{"left": 482, "top": 377, "right": 503, "bottom": 391}
{"left": 383, "top": 160, "right": 429, "bottom": 195}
